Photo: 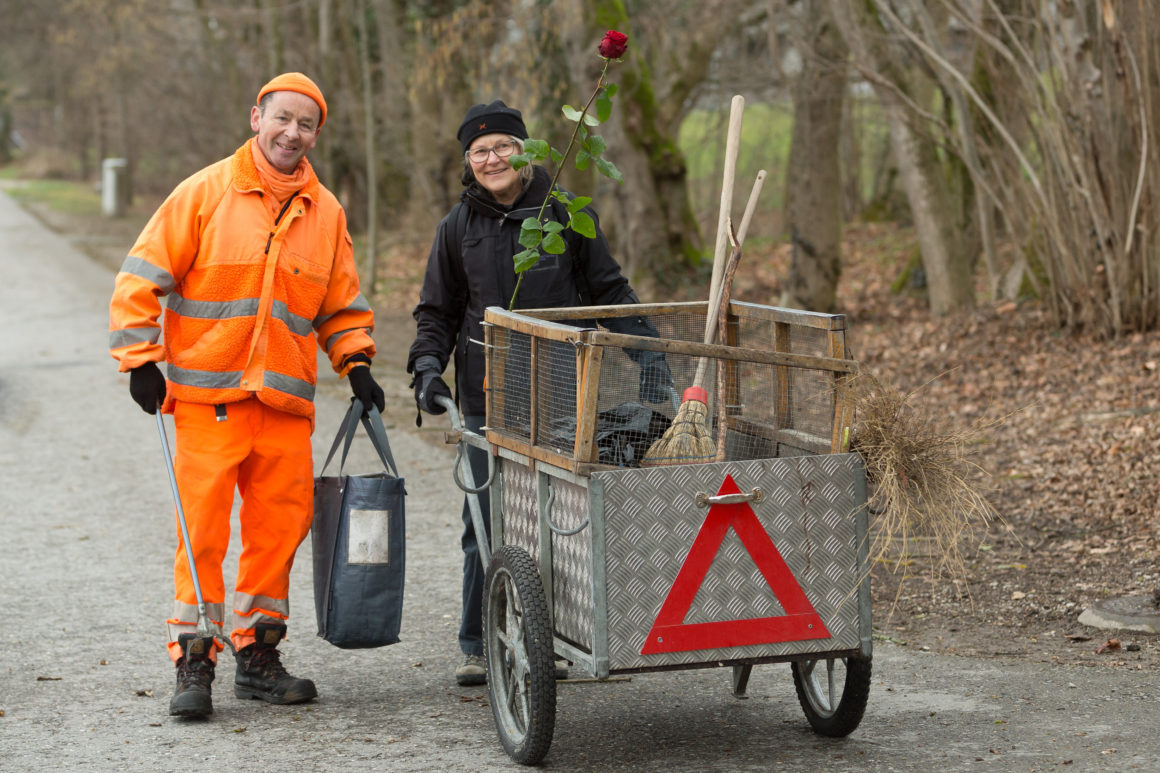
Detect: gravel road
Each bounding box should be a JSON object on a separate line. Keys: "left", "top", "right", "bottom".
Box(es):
{"left": 2, "top": 189, "right": 1158, "bottom": 772}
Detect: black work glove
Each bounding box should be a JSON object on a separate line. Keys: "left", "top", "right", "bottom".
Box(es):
{"left": 638, "top": 358, "right": 674, "bottom": 404}
{"left": 413, "top": 370, "right": 452, "bottom": 415}
{"left": 348, "top": 365, "right": 385, "bottom": 415}
{"left": 129, "top": 361, "right": 166, "bottom": 414}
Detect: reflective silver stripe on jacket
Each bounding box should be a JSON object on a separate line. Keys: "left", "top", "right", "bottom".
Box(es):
{"left": 324, "top": 326, "right": 372, "bottom": 353}
{"left": 264, "top": 371, "right": 315, "bottom": 401}
{"left": 108, "top": 326, "right": 160, "bottom": 350}
{"left": 167, "top": 364, "right": 315, "bottom": 402}
{"left": 168, "top": 293, "right": 313, "bottom": 337}
{"left": 119, "top": 256, "right": 176, "bottom": 294}
{"left": 313, "top": 293, "right": 371, "bottom": 329}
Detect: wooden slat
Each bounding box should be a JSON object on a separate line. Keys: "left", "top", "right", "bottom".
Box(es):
{"left": 574, "top": 344, "right": 604, "bottom": 463}
{"left": 483, "top": 307, "right": 596, "bottom": 342}
{"left": 587, "top": 331, "right": 857, "bottom": 373}
{"left": 485, "top": 430, "right": 580, "bottom": 474}
{"left": 506, "top": 300, "right": 848, "bottom": 332}
{"left": 727, "top": 417, "right": 832, "bottom": 455}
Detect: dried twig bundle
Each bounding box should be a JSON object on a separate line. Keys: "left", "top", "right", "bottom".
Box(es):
{"left": 850, "top": 371, "right": 1006, "bottom": 606}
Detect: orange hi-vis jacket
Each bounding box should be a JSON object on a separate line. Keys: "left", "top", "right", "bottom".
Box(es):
{"left": 108, "top": 140, "right": 375, "bottom": 423}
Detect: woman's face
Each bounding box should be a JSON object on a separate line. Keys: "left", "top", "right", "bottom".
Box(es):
{"left": 467, "top": 132, "right": 522, "bottom": 205}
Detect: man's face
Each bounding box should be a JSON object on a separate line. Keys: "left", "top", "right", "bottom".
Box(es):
{"left": 250, "top": 91, "right": 321, "bottom": 174}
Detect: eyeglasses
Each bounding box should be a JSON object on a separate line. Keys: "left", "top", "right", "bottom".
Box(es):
{"left": 465, "top": 140, "right": 520, "bottom": 164}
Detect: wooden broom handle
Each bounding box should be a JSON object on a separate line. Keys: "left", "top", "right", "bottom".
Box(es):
{"left": 704, "top": 94, "right": 745, "bottom": 346}
{"left": 692, "top": 168, "right": 767, "bottom": 390}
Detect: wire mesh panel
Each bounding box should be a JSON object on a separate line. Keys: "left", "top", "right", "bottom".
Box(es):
{"left": 483, "top": 302, "right": 855, "bottom": 472}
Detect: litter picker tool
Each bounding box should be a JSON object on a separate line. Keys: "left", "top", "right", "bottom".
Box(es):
{"left": 155, "top": 409, "right": 227, "bottom": 649}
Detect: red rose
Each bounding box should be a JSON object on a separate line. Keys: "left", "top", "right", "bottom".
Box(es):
{"left": 599, "top": 30, "right": 628, "bottom": 60}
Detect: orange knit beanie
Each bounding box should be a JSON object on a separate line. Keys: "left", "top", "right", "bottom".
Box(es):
{"left": 256, "top": 72, "right": 327, "bottom": 128}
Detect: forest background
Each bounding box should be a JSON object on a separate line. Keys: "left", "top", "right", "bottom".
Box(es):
{"left": 2, "top": 0, "right": 1158, "bottom": 667}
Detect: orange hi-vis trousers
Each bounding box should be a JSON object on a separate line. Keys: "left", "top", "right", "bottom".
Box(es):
{"left": 166, "top": 398, "right": 314, "bottom": 663}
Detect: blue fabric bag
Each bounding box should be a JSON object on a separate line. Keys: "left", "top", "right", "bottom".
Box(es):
{"left": 312, "top": 399, "right": 405, "bottom": 649}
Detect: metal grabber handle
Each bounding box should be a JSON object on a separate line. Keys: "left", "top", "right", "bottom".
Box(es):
{"left": 436, "top": 395, "right": 496, "bottom": 569}
{"left": 155, "top": 409, "right": 223, "bottom": 645}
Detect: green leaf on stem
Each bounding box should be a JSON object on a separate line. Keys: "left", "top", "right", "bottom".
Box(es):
{"left": 566, "top": 196, "right": 593, "bottom": 213}
{"left": 523, "top": 138, "right": 550, "bottom": 159}
{"left": 585, "top": 134, "right": 607, "bottom": 156}
{"left": 595, "top": 156, "right": 623, "bottom": 184}
{"left": 596, "top": 90, "right": 613, "bottom": 123}
{"left": 550, "top": 148, "right": 564, "bottom": 165}
{"left": 513, "top": 248, "right": 540, "bottom": 273}
{"left": 575, "top": 148, "right": 591, "bottom": 171}
{"left": 542, "top": 232, "right": 567, "bottom": 254}
{"left": 542, "top": 221, "right": 565, "bottom": 234}
{"left": 563, "top": 104, "right": 599, "bottom": 126}
{"left": 518, "top": 218, "right": 543, "bottom": 249}
{"left": 509, "top": 153, "right": 530, "bottom": 170}
{"left": 570, "top": 211, "right": 596, "bottom": 239}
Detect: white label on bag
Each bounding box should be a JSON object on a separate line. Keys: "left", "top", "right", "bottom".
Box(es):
{"left": 347, "top": 509, "right": 391, "bottom": 564}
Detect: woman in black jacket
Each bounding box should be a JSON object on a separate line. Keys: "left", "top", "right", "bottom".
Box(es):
{"left": 407, "top": 99, "right": 670, "bottom": 686}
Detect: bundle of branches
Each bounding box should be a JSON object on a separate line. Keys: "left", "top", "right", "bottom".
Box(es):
{"left": 850, "top": 372, "right": 1006, "bottom": 606}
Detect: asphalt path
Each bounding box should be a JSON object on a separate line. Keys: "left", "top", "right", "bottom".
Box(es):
{"left": 2, "top": 189, "right": 1158, "bottom": 772}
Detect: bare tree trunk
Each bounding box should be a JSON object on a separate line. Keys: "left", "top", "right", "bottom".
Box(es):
{"left": 357, "top": 0, "right": 377, "bottom": 286}
{"left": 830, "top": 0, "right": 976, "bottom": 315}
{"left": 780, "top": 0, "right": 846, "bottom": 312}
{"left": 563, "top": 0, "right": 750, "bottom": 293}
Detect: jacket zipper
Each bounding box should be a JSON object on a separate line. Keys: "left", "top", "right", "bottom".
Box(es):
{"left": 265, "top": 191, "right": 301, "bottom": 254}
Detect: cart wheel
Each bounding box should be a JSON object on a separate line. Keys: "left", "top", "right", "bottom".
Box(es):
{"left": 791, "top": 654, "right": 872, "bottom": 737}
{"left": 484, "top": 545, "right": 556, "bottom": 765}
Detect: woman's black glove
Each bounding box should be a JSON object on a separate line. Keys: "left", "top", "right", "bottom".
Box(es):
{"left": 414, "top": 370, "right": 452, "bottom": 414}
{"left": 129, "top": 361, "right": 167, "bottom": 414}
{"left": 348, "top": 365, "right": 385, "bottom": 414}
{"left": 638, "top": 358, "right": 674, "bottom": 404}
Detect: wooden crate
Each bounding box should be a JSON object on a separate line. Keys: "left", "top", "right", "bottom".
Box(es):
{"left": 482, "top": 301, "right": 857, "bottom": 476}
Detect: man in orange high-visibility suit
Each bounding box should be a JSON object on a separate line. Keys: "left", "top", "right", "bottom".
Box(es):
{"left": 109, "top": 73, "right": 385, "bottom": 719}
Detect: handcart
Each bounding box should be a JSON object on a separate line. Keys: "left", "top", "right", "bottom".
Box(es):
{"left": 442, "top": 300, "right": 871, "bottom": 765}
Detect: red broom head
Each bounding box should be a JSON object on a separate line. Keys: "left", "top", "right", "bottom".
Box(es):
{"left": 682, "top": 386, "right": 708, "bottom": 404}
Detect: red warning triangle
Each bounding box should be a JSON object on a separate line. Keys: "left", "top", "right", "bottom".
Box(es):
{"left": 641, "top": 473, "right": 831, "bottom": 655}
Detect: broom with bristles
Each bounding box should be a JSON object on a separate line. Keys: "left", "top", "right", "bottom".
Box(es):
{"left": 642, "top": 95, "right": 746, "bottom": 467}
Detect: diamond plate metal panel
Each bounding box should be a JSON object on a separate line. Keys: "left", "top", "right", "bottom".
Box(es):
{"left": 499, "top": 462, "right": 538, "bottom": 561}
{"left": 497, "top": 461, "right": 594, "bottom": 653}
{"left": 594, "top": 454, "right": 866, "bottom": 671}
{"left": 547, "top": 478, "right": 593, "bottom": 650}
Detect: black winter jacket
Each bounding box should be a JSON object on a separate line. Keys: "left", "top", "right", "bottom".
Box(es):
{"left": 408, "top": 165, "right": 659, "bottom": 416}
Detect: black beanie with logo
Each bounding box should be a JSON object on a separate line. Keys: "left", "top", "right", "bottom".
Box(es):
{"left": 457, "top": 100, "right": 528, "bottom": 153}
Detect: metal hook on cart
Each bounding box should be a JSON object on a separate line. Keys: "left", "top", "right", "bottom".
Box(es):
{"left": 452, "top": 443, "right": 496, "bottom": 494}
{"left": 544, "top": 480, "right": 590, "bottom": 537}
{"left": 437, "top": 395, "right": 494, "bottom": 568}
{"left": 438, "top": 395, "right": 497, "bottom": 494}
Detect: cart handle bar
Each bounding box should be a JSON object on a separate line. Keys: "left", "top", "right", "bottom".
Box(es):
{"left": 695, "top": 487, "right": 764, "bottom": 508}
{"left": 436, "top": 395, "right": 497, "bottom": 494}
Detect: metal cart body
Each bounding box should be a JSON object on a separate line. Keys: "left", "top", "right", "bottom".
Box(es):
{"left": 492, "top": 446, "right": 870, "bottom": 678}
{"left": 449, "top": 301, "right": 871, "bottom": 763}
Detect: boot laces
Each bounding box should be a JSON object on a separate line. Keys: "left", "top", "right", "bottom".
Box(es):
{"left": 248, "top": 646, "right": 290, "bottom": 680}
{"left": 177, "top": 656, "right": 214, "bottom": 689}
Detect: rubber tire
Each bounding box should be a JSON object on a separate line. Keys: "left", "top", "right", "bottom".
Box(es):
{"left": 791, "top": 654, "right": 872, "bottom": 737}
{"left": 484, "top": 545, "right": 557, "bottom": 765}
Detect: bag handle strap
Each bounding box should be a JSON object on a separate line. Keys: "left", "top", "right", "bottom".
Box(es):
{"left": 319, "top": 398, "right": 399, "bottom": 478}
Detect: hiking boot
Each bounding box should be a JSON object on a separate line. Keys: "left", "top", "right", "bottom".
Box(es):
{"left": 169, "top": 634, "right": 215, "bottom": 717}
{"left": 233, "top": 622, "right": 317, "bottom": 705}
{"left": 455, "top": 653, "right": 487, "bottom": 686}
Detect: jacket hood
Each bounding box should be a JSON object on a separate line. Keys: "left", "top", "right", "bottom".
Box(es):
{"left": 230, "top": 140, "right": 322, "bottom": 200}
{"left": 461, "top": 165, "right": 552, "bottom": 221}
